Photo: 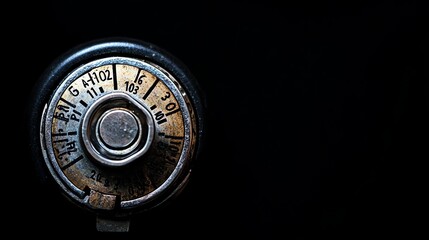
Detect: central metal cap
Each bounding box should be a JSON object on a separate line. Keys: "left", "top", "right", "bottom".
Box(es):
{"left": 81, "top": 92, "right": 154, "bottom": 167}
{"left": 97, "top": 109, "right": 140, "bottom": 149}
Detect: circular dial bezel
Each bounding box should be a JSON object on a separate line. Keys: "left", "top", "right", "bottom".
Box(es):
{"left": 40, "top": 56, "right": 196, "bottom": 214}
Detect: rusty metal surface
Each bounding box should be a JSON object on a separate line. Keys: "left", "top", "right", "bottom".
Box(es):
{"left": 88, "top": 189, "right": 117, "bottom": 210}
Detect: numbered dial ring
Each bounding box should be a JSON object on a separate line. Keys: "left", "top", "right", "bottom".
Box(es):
{"left": 41, "top": 56, "right": 197, "bottom": 215}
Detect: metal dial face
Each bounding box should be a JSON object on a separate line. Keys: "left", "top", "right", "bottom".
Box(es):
{"left": 40, "top": 56, "right": 196, "bottom": 213}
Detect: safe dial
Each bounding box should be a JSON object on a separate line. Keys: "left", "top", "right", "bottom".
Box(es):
{"left": 28, "top": 38, "right": 205, "bottom": 232}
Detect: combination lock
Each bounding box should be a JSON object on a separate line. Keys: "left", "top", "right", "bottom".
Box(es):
{"left": 27, "top": 38, "right": 205, "bottom": 232}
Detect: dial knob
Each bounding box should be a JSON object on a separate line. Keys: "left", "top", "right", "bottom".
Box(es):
{"left": 27, "top": 38, "right": 205, "bottom": 232}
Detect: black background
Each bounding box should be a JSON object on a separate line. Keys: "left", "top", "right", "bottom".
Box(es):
{"left": 8, "top": 0, "right": 428, "bottom": 238}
